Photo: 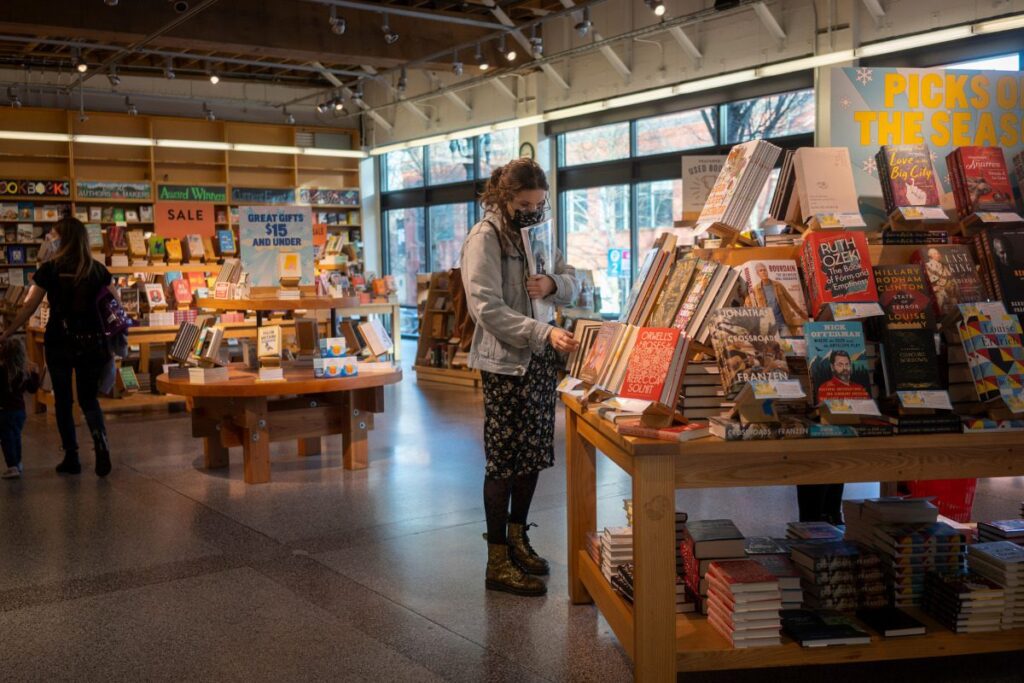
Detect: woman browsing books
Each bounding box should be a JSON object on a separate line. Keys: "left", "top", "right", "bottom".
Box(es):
{"left": 460, "top": 158, "right": 580, "bottom": 597}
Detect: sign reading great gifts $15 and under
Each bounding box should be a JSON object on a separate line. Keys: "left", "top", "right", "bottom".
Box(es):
{"left": 239, "top": 206, "right": 314, "bottom": 286}
{"left": 830, "top": 66, "right": 1024, "bottom": 228}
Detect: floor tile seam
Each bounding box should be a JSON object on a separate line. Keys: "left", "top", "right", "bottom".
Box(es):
{"left": 250, "top": 559, "right": 558, "bottom": 683}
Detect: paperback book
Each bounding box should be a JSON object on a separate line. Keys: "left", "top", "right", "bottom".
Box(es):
{"left": 738, "top": 259, "right": 809, "bottom": 336}
{"left": 707, "top": 307, "right": 790, "bottom": 396}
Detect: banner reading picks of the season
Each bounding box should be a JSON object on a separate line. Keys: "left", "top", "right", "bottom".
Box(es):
{"left": 239, "top": 206, "right": 314, "bottom": 286}
{"left": 830, "top": 66, "right": 1024, "bottom": 228}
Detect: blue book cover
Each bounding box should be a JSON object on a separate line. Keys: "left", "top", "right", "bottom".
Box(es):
{"left": 216, "top": 228, "right": 236, "bottom": 254}
{"left": 804, "top": 321, "right": 872, "bottom": 405}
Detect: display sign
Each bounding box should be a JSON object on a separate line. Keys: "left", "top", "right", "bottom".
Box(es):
{"left": 157, "top": 184, "right": 227, "bottom": 202}
{"left": 681, "top": 156, "right": 725, "bottom": 221}
{"left": 607, "top": 248, "right": 630, "bottom": 277}
{"left": 297, "top": 187, "right": 359, "bottom": 206}
{"left": 230, "top": 187, "right": 295, "bottom": 205}
{"left": 830, "top": 65, "right": 1024, "bottom": 229}
{"left": 155, "top": 201, "right": 216, "bottom": 238}
{"left": 0, "top": 179, "right": 71, "bottom": 197}
{"left": 239, "top": 206, "right": 314, "bottom": 286}
{"left": 76, "top": 181, "right": 152, "bottom": 200}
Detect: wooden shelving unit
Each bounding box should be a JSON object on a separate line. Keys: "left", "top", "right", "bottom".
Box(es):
{"left": 413, "top": 271, "right": 480, "bottom": 388}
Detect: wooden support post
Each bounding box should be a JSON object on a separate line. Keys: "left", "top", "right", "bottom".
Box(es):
{"left": 242, "top": 398, "right": 271, "bottom": 484}
{"left": 341, "top": 392, "right": 369, "bottom": 470}
{"left": 203, "top": 436, "right": 230, "bottom": 469}
{"left": 298, "top": 437, "right": 322, "bottom": 457}
{"left": 566, "top": 406, "right": 597, "bottom": 605}
{"left": 631, "top": 452, "right": 677, "bottom": 683}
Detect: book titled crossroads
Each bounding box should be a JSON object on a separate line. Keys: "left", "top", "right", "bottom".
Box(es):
{"left": 708, "top": 307, "right": 790, "bottom": 396}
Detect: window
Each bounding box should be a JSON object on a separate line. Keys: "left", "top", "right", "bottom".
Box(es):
{"left": 723, "top": 89, "right": 815, "bottom": 144}
{"left": 635, "top": 108, "right": 717, "bottom": 156}
{"left": 560, "top": 122, "right": 630, "bottom": 166}
{"left": 945, "top": 53, "right": 1021, "bottom": 71}
{"left": 429, "top": 203, "right": 473, "bottom": 271}
{"left": 385, "top": 207, "right": 426, "bottom": 308}
{"left": 383, "top": 149, "right": 424, "bottom": 191}
{"left": 428, "top": 138, "right": 474, "bottom": 185}
{"left": 745, "top": 167, "right": 781, "bottom": 232}
{"left": 636, "top": 179, "right": 685, "bottom": 252}
{"left": 478, "top": 129, "right": 519, "bottom": 178}
{"left": 563, "top": 185, "right": 630, "bottom": 316}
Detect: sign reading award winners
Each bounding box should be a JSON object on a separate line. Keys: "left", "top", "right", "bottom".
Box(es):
{"left": 155, "top": 201, "right": 215, "bottom": 237}
{"left": 76, "top": 181, "right": 152, "bottom": 200}
{"left": 239, "top": 206, "right": 313, "bottom": 286}
{"left": 157, "top": 184, "right": 227, "bottom": 202}
{"left": 830, "top": 66, "right": 1024, "bottom": 227}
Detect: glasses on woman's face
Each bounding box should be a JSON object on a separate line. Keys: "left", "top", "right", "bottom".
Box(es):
{"left": 512, "top": 198, "right": 549, "bottom": 213}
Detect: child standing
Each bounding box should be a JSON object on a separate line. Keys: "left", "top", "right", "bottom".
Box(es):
{"left": 0, "top": 338, "right": 39, "bottom": 479}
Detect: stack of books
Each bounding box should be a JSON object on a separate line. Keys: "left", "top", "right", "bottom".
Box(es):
{"left": 705, "top": 559, "right": 783, "bottom": 648}
{"left": 610, "top": 563, "right": 634, "bottom": 604}
{"left": 786, "top": 522, "right": 844, "bottom": 542}
{"left": 923, "top": 572, "right": 1005, "bottom": 633}
{"left": 790, "top": 540, "right": 886, "bottom": 611}
{"left": 679, "top": 519, "right": 746, "bottom": 614}
{"left": 875, "top": 523, "right": 968, "bottom": 607}
{"left": 674, "top": 511, "right": 689, "bottom": 577}
{"left": 967, "top": 541, "right": 1024, "bottom": 630}
{"left": 750, "top": 554, "right": 803, "bottom": 609}
{"left": 977, "top": 520, "right": 1024, "bottom": 546}
{"left": 675, "top": 574, "right": 696, "bottom": 614}
{"left": 600, "top": 527, "right": 633, "bottom": 582}
{"left": 586, "top": 531, "right": 601, "bottom": 566}
{"left": 697, "top": 139, "right": 783, "bottom": 233}
{"left": 676, "top": 361, "right": 728, "bottom": 421}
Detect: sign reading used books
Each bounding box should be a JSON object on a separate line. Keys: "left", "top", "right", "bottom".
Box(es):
{"left": 157, "top": 184, "right": 227, "bottom": 202}
{"left": 239, "top": 206, "right": 314, "bottom": 286}
{"left": 0, "top": 179, "right": 71, "bottom": 197}
{"left": 155, "top": 201, "right": 215, "bottom": 238}
{"left": 681, "top": 156, "right": 725, "bottom": 221}
{"left": 830, "top": 65, "right": 1024, "bottom": 228}
{"left": 231, "top": 187, "right": 295, "bottom": 205}
{"left": 75, "top": 181, "right": 152, "bottom": 200}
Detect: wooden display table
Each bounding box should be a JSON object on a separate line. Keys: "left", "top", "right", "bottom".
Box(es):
{"left": 157, "top": 364, "right": 402, "bottom": 484}
{"left": 563, "top": 395, "right": 1024, "bottom": 682}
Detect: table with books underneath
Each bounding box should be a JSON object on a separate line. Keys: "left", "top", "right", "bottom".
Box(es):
{"left": 157, "top": 363, "right": 402, "bottom": 484}
{"left": 562, "top": 229, "right": 1024, "bottom": 680}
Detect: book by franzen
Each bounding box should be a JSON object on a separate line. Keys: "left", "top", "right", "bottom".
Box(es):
{"left": 801, "top": 231, "right": 877, "bottom": 318}
{"left": 873, "top": 264, "right": 941, "bottom": 391}
{"left": 738, "top": 259, "right": 809, "bottom": 336}
{"left": 708, "top": 307, "right": 790, "bottom": 396}
{"left": 804, "top": 321, "right": 872, "bottom": 405}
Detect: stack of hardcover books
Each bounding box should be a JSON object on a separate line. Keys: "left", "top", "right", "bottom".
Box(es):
{"left": 786, "top": 522, "right": 844, "bottom": 542}
{"left": 923, "top": 572, "right": 1005, "bottom": 633}
{"left": 706, "top": 559, "right": 783, "bottom": 648}
{"left": 697, "top": 139, "right": 782, "bottom": 233}
{"left": 679, "top": 519, "right": 745, "bottom": 614}
{"left": 977, "top": 520, "right": 1024, "bottom": 546}
{"left": 600, "top": 527, "right": 633, "bottom": 583}
{"left": 967, "top": 541, "right": 1024, "bottom": 630}
{"left": 789, "top": 540, "right": 886, "bottom": 611}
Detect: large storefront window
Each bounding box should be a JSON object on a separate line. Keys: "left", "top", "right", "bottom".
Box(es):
{"left": 429, "top": 203, "right": 473, "bottom": 272}
{"left": 635, "top": 108, "right": 717, "bottom": 156}
{"left": 385, "top": 207, "right": 426, "bottom": 308}
{"left": 383, "top": 148, "right": 425, "bottom": 192}
{"left": 560, "top": 122, "right": 630, "bottom": 166}
{"left": 428, "top": 138, "right": 474, "bottom": 185}
{"left": 478, "top": 129, "right": 518, "bottom": 178}
{"left": 723, "top": 89, "right": 815, "bottom": 144}
{"left": 563, "top": 185, "right": 630, "bottom": 316}
{"left": 636, "top": 179, "right": 684, "bottom": 252}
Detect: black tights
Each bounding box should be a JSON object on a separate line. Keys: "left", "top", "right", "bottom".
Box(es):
{"left": 484, "top": 472, "right": 540, "bottom": 544}
{"left": 796, "top": 484, "right": 845, "bottom": 525}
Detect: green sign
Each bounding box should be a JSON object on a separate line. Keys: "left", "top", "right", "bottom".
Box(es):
{"left": 157, "top": 184, "right": 227, "bottom": 202}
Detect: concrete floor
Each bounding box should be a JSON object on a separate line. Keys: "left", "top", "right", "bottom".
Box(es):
{"left": 1, "top": 340, "right": 1023, "bottom": 682}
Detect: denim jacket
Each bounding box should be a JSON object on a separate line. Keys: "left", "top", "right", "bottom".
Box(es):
{"left": 460, "top": 212, "right": 579, "bottom": 376}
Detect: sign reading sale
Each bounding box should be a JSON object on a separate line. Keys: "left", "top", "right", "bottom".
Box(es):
{"left": 155, "top": 201, "right": 215, "bottom": 238}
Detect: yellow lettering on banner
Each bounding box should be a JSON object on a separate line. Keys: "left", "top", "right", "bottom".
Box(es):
{"left": 854, "top": 111, "right": 877, "bottom": 145}
{"left": 969, "top": 75, "right": 990, "bottom": 108}
{"left": 975, "top": 112, "right": 997, "bottom": 146}
{"left": 931, "top": 112, "right": 950, "bottom": 147}
{"left": 921, "top": 74, "right": 942, "bottom": 108}
{"left": 1000, "top": 113, "right": 1021, "bottom": 147}
{"left": 952, "top": 112, "right": 972, "bottom": 146}
{"left": 946, "top": 74, "right": 968, "bottom": 108}
{"left": 884, "top": 73, "right": 906, "bottom": 108}
{"left": 996, "top": 76, "right": 1018, "bottom": 109}
{"left": 904, "top": 111, "right": 924, "bottom": 143}
{"left": 878, "top": 113, "right": 902, "bottom": 145}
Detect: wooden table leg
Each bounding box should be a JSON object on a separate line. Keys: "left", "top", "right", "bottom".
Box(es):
{"left": 242, "top": 398, "right": 271, "bottom": 484}
{"left": 204, "top": 436, "right": 230, "bottom": 469}
{"left": 632, "top": 452, "right": 676, "bottom": 683}
{"left": 566, "top": 406, "right": 597, "bottom": 605}
{"left": 391, "top": 304, "right": 402, "bottom": 363}
{"left": 298, "top": 437, "right": 322, "bottom": 457}
{"left": 341, "top": 393, "right": 369, "bottom": 470}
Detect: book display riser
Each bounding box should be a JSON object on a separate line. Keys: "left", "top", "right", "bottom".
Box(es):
{"left": 414, "top": 271, "right": 480, "bottom": 388}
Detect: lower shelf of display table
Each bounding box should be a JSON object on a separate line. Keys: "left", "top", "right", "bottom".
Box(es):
{"left": 577, "top": 550, "right": 1024, "bottom": 673}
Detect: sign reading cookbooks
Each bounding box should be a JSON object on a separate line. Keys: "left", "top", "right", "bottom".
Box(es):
{"left": 239, "top": 206, "right": 314, "bottom": 287}
{"left": 0, "top": 179, "right": 71, "bottom": 197}
{"left": 76, "top": 181, "right": 152, "bottom": 200}
{"left": 830, "top": 65, "right": 1024, "bottom": 228}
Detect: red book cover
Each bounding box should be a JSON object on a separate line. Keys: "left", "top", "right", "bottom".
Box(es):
{"left": 707, "top": 559, "right": 779, "bottom": 587}
{"left": 801, "top": 231, "right": 877, "bottom": 317}
{"left": 618, "top": 327, "right": 680, "bottom": 402}
{"left": 880, "top": 144, "right": 941, "bottom": 208}
{"left": 172, "top": 278, "right": 192, "bottom": 306}
{"left": 957, "top": 146, "right": 1015, "bottom": 214}
{"left": 910, "top": 245, "right": 986, "bottom": 318}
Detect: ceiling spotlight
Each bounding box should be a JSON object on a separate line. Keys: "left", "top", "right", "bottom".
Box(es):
{"left": 333, "top": 98, "right": 345, "bottom": 112}
{"left": 647, "top": 0, "right": 666, "bottom": 17}
{"left": 353, "top": 80, "right": 365, "bottom": 100}
{"left": 283, "top": 108, "right": 295, "bottom": 125}
{"left": 329, "top": 5, "right": 346, "bottom": 35}
{"left": 203, "top": 102, "right": 215, "bottom": 121}
{"left": 397, "top": 67, "right": 407, "bottom": 93}
{"left": 316, "top": 101, "right": 330, "bottom": 114}
{"left": 575, "top": 7, "right": 593, "bottom": 37}
{"left": 208, "top": 71, "right": 220, "bottom": 85}
{"left": 125, "top": 96, "right": 138, "bottom": 116}
{"left": 382, "top": 13, "right": 399, "bottom": 44}
{"left": 78, "top": 112, "right": 89, "bottom": 123}
{"left": 73, "top": 49, "right": 88, "bottom": 73}
{"left": 452, "top": 51, "right": 464, "bottom": 76}
{"left": 107, "top": 68, "right": 121, "bottom": 87}
{"left": 475, "top": 43, "right": 489, "bottom": 71}
{"left": 7, "top": 87, "right": 21, "bottom": 109}
{"left": 499, "top": 34, "right": 516, "bottom": 61}
{"left": 104, "top": 0, "right": 118, "bottom": 5}
{"left": 164, "top": 57, "right": 176, "bottom": 79}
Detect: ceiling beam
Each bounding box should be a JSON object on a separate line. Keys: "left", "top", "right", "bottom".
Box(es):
{"left": 480, "top": 0, "right": 569, "bottom": 90}
{"left": 557, "top": 0, "right": 630, "bottom": 81}
{"left": 361, "top": 63, "right": 429, "bottom": 123}
{"left": 752, "top": 2, "right": 786, "bottom": 43}
{"left": 303, "top": 0, "right": 504, "bottom": 30}
{"left": 667, "top": 26, "right": 701, "bottom": 67}
{"left": 311, "top": 60, "right": 392, "bottom": 131}
{"left": 861, "top": 0, "right": 886, "bottom": 27}
{"left": 490, "top": 76, "right": 517, "bottom": 102}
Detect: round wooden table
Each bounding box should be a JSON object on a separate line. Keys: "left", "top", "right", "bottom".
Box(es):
{"left": 157, "top": 365, "right": 402, "bottom": 484}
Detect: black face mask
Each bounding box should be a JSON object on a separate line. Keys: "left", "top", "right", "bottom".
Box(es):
{"left": 511, "top": 208, "right": 545, "bottom": 228}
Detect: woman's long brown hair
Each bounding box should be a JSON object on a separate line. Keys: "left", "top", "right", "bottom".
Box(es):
{"left": 479, "top": 157, "right": 548, "bottom": 253}
{"left": 51, "top": 216, "right": 96, "bottom": 283}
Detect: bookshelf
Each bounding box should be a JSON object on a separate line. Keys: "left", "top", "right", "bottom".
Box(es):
{"left": 413, "top": 271, "right": 480, "bottom": 388}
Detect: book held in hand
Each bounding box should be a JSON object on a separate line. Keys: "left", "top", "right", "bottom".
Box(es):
{"left": 520, "top": 220, "right": 555, "bottom": 323}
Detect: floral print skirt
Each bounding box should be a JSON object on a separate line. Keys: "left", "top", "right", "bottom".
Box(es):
{"left": 480, "top": 345, "right": 560, "bottom": 479}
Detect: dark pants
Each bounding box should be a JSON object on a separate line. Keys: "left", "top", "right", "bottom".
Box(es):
{"left": 796, "top": 484, "right": 845, "bottom": 525}
{"left": 45, "top": 343, "right": 108, "bottom": 455}
{"left": 0, "top": 410, "right": 26, "bottom": 468}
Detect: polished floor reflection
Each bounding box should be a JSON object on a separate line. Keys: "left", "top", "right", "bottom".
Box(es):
{"left": 1, "top": 340, "right": 1022, "bottom": 681}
